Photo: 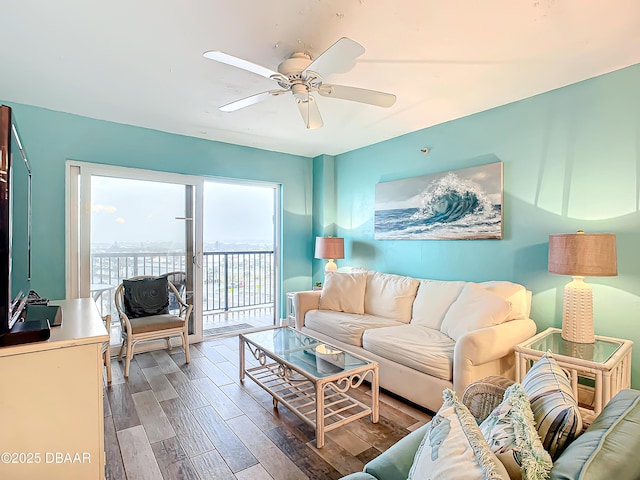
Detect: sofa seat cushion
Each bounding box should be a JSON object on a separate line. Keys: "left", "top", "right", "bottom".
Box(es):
{"left": 363, "top": 324, "right": 454, "bottom": 381}
{"left": 364, "top": 271, "right": 420, "bottom": 323}
{"left": 304, "top": 310, "right": 404, "bottom": 347}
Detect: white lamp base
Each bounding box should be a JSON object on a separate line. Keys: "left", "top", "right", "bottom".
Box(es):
{"left": 561, "top": 276, "right": 595, "bottom": 344}
{"left": 324, "top": 259, "right": 337, "bottom": 272}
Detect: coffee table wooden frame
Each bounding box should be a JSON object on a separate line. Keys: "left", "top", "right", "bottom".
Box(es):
{"left": 239, "top": 327, "right": 379, "bottom": 448}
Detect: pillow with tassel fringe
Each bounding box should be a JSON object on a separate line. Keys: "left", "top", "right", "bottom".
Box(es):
{"left": 408, "top": 389, "right": 509, "bottom": 480}
{"left": 480, "top": 383, "right": 553, "bottom": 480}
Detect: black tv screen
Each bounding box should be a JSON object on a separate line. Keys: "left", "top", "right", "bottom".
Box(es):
{"left": 10, "top": 116, "right": 31, "bottom": 301}
{"left": 0, "top": 105, "right": 32, "bottom": 335}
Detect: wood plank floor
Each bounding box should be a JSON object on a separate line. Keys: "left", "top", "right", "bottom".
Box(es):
{"left": 104, "top": 335, "right": 432, "bottom": 480}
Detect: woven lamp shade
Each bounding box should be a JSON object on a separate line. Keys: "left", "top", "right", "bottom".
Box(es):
{"left": 548, "top": 232, "right": 617, "bottom": 343}
{"left": 548, "top": 233, "right": 617, "bottom": 277}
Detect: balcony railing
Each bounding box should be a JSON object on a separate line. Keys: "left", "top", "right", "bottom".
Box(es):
{"left": 91, "top": 250, "right": 275, "bottom": 323}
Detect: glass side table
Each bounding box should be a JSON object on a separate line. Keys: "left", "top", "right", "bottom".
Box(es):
{"left": 515, "top": 327, "right": 633, "bottom": 423}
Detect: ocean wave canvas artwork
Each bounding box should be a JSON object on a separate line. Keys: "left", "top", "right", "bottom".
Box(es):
{"left": 375, "top": 162, "right": 503, "bottom": 240}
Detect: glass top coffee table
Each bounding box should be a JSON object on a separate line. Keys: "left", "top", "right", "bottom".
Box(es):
{"left": 239, "top": 327, "right": 379, "bottom": 448}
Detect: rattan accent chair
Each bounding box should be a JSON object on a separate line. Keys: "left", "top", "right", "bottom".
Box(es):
{"left": 461, "top": 375, "right": 515, "bottom": 421}
{"left": 102, "top": 314, "right": 112, "bottom": 385}
{"left": 114, "top": 275, "right": 192, "bottom": 378}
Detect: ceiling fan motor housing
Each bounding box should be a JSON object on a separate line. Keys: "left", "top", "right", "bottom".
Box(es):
{"left": 277, "top": 52, "right": 312, "bottom": 76}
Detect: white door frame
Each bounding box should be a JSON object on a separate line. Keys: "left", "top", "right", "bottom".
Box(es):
{"left": 65, "top": 161, "right": 205, "bottom": 342}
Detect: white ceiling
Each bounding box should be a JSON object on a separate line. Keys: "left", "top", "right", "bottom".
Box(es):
{"left": 2, "top": 1, "right": 639, "bottom": 158}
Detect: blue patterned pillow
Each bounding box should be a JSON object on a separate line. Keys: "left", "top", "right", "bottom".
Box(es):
{"left": 521, "top": 353, "right": 582, "bottom": 459}
{"left": 480, "top": 383, "right": 553, "bottom": 480}
{"left": 408, "top": 389, "right": 509, "bottom": 480}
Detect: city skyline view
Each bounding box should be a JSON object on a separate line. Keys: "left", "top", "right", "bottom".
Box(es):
{"left": 90, "top": 176, "right": 275, "bottom": 248}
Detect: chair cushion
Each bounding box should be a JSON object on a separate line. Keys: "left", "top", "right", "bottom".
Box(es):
{"left": 408, "top": 389, "right": 509, "bottom": 480}
{"left": 304, "top": 309, "right": 403, "bottom": 347}
{"left": 123, "top": 276, "right": 170, "bottom": 318}
{"left": 364, "top": 271, "right": 419, "bottom": 323}
{"left": 479, "top": 382, "right": 552, "bottom": 480}
{"left": 521, "top": 353, "right": 582, "bottom": 460}
{"left": 129, "top": 313, "right": 185, "bottom": 334}
{"left": 318, "top": 271, "right": 367, "bottom": 314}
{"left": 363, "top": 324, "right": 454, "bottom": 381}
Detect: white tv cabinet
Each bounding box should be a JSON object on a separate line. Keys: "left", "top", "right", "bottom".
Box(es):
{"left": 0, "top": 298, "right": 108, "bottom": 479}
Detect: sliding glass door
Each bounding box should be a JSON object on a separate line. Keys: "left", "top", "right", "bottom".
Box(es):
{"left": 67, "top": 163, "right": 202, "bottom": 345}
{"left": 67, "top": 162, "right": 281, "bottom": 346}
{"left": 202, "top": 180, "right": 278, "bottom": 336}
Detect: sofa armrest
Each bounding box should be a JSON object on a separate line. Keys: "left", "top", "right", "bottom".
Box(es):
{"left": 291, "top": 290, "right": 321, "bottom": 329}
{"left": 453, "top": 318, "right": 537, "bottom": 393}
{"left": 340, "top": 473, "right": 377, "bottom": 480}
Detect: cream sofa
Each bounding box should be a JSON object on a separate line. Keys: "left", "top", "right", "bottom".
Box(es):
{"left": 292, "top": 270, "right": 537, "bottom": 412}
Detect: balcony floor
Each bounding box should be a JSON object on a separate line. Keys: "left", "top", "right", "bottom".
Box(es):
{"left": 107, "top": 306, "right": 277, "bottom": 346}
{"left": 202, "top": 306, "right": 276, "bottom": 338}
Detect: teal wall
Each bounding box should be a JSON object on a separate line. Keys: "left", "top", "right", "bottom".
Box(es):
{"left": 4, "top": 63, "right": 640, "bottom": 387}
{"left": 1, "top": 103, "right": 314, "bottom": 313}
{"left": 312, "top": 154, "right": 337, "bottom": 281}
{"left": 333, "top": 64, "right": 640, "bottom": 388}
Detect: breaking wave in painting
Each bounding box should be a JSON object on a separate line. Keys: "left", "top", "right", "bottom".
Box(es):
{"left": 375, "top": 172, "right": 502, "bottom": 240}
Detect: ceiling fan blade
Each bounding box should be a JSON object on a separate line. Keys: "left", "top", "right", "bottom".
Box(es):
{"left": 318, "top": 84, "right": 396, "bottom": 108}
{"left": 219, "top": 90, "right": 286, "bottom": 112}
{"left": 296, "top": 95, "right": 323, "bottom": 129}
{"left": 303, "top": 37, "right": 365, "bottom": 77}
{"left": 203, "top": 51, "right": 280, "bottom": 79}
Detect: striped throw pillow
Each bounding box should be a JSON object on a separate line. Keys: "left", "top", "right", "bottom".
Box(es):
{"left": 521, "top": 353, "right": 582, "bottom": 459}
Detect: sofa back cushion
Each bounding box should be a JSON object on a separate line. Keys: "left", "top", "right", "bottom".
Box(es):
{"left": 550, "top": 389, "right": 640, "bottom": 480}
{"left": 411, "top": 279, "right": 466, "bottom": 330}
{"left": 318, "top": 271, "right": 367, "bottom": 314}
{"left": 364, "top": 271, "right": 419, "bottom": 323}
{"left": 440, "top": 283, "right": 512, "bottom": 341}
{"left": 480, "top": 281, "right": 530, "bottom": 320}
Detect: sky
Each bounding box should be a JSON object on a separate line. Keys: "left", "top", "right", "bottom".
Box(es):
{"left": 90, "top": 176, "right": 275, "bottom": 247}
{"left": 374, "top": 162, "right": 503, "bottom": 210}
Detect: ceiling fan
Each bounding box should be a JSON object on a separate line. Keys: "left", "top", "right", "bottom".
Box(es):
{"left": 203, "top": 37, "right": 396, "bottom": 129}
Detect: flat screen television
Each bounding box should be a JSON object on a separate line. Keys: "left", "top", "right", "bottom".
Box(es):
{"left": 0, "top": 105, "right": 32, "bottom": 335}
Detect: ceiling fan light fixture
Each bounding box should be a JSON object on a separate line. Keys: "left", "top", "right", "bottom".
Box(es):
{"left": 291, "top": 83, "right": 309, "bottom": 100}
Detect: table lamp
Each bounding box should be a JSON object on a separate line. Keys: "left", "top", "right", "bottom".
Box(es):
{"left": 548, "top": 231, "right": 617, "bottom": 343}
{"left": 315, "top": 237, "right": 344, "bottom": 272}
